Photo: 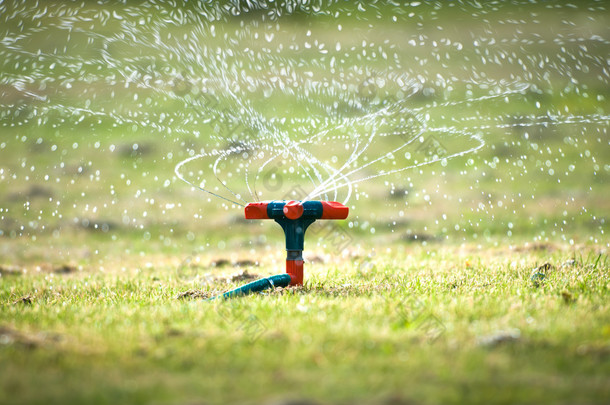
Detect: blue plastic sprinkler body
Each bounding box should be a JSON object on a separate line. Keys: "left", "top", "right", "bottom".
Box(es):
{"left": 209, "top": 200, "right": 348, "bottom": 300}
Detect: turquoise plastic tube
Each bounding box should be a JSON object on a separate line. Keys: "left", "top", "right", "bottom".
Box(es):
{"left": 209, "top": 273, "right": 292, "bottom": 300}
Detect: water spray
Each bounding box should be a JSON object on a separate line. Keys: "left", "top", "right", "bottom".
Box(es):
{"left": 211, "top": 200, "right": 348, "bottom": 299}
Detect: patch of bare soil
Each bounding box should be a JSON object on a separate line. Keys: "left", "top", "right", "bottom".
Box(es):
{"left": 0, "top": 325, "right": 62, "bottom": 349}
{"left": 13, "top": 295, "right": 34, "bottom": 305}
{"left": 210, "top": 258, "right": 258, "bottom": 268}
{"left": 514, "top": 242, "right": 557, "bottom": 252}
{"left": 225, "top": 270, "right": 259, "bottom": 283}
{"left": 175, "top": 290, "right": 211, "bottom": 300}
{"left": 53, "top": 264, "right": 78, "bottom": 274}
{"left": 7, "top": 185, "right": 54, "bottom": 202}
{"left": 0, "top": 265, "right": 24, "bottom": 277}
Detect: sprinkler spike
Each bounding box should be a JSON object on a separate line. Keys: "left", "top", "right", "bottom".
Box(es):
{"left": 245, "top": 200, "right": 349, "bottom": 286}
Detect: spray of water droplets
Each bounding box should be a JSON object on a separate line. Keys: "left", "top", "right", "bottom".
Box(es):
{"left": 1, "top": 1, "right": 608, "bottom": 243}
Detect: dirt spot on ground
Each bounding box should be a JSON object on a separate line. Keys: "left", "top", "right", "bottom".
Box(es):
{"left": 402, "top": 232, "right": 438, "bottom": 243}
{"left": 0, "top": 216, "right": 19, "bottom": 234}
{"left": 234, "top": 259, "right": 257, "bottom": 267}
{"left": 387, "top": 187, "right": 413, "bottom": 200}
{"left": 379, "top": 396, "right": 421, "bottom": 405}
{"left": 0, "top": 325, "right": 62, "bottom": 349}
{"left": 0, "top": 265, "right": 24, "bottom": 277}
{"left": 76, "top": 218, "right": 119, "bottom": 233}
{"left": 62, "top": 162, "right": 91, "bottom": 176}
{"left": 515, "top": 242, "right": 557, "bottom": 252}
{"left": 210, "top": 258, "right": 230, "bottom": 268}
{"left": 210, "top": 258, "right": 258, "bottom": 268}
{"left": 561, "top": 290, "right": 576, "bottom": 304}
{"left": 118, "top": 141, "right": 155, "bottom": 157}
{"left": 7, "top": 185, "right": 54, "bottom": 202}
{"left": 576, "top": 343, "right": 610, "bottom": 360}
{"left": 1, "top": 263, "right": 78, "bottom": 276}
{"left": 477, "top": 329, "right": 521, "bottom": 348}
{"left": 13, "top": 295, "right": 34, "bottom": 305}
{"left": 264, "top": 399, "right": 321, "bottom": 405}
{"left": 174, "top": 290, "right": 211, "bottom": 300}
{"left": 226, "top": 270, "right": 259, "bottom": 283}
{"left": 267, "top": 286, "right": 305, "bottom": 296}
{"left": 53, "top": 264, "right": 78, "bottom": 274}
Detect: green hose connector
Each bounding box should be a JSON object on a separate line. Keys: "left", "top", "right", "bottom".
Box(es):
{"left": 210, "top": 273, "right": 292, "bottom": 300}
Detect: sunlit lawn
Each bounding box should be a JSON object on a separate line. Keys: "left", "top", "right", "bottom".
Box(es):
{"left": 1, "top": 1, "right": 610, "bottom": 404}
{"left": 1, "top": 239, "right": 609, "bottom": 405}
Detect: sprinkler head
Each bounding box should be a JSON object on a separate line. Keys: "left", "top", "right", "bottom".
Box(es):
{"left": 245, "top": 200, "right": 349, "bottom": 286}
{"left": 283, "top": 200, "right": 304, "bottom": 219}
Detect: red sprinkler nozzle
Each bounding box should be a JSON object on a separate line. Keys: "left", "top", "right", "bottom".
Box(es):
{"left": 245, "top": 200, "right": 349, "bottom": 286}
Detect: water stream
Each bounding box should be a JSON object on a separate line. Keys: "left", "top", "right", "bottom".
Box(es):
{"left": 1, "top": 1, "right": 608, "bottom": 244}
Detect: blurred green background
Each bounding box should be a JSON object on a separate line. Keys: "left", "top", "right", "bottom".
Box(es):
{"left": 0, "top": 1, "right": 609, "bottom": 404}
{"left": 0, "top": 0, "right": 608, "bottom": 265}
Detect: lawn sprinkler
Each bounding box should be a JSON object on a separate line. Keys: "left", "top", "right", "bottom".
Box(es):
{"left": 245, "top": 200, "right": 349, "bottom": 285}
{"left": 210, "top": 200, "right": 349, "bottom": 299}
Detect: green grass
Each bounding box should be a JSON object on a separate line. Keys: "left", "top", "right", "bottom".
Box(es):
{"left": 1, "top": 1, "right": 609, "bottom": 404}
{"left": 1, "top": 244, "right": 609, "bottom": 404}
